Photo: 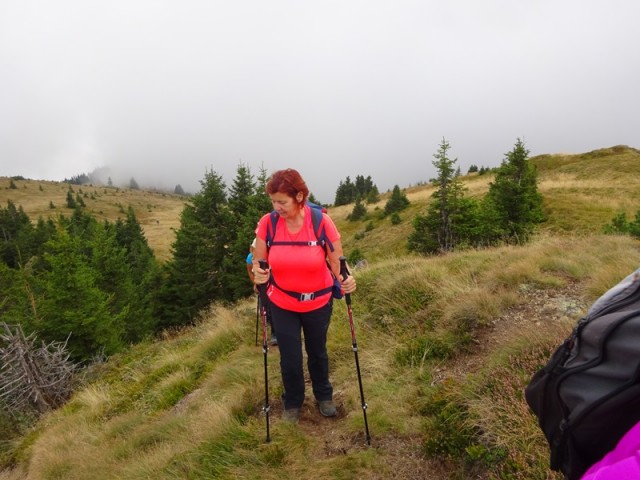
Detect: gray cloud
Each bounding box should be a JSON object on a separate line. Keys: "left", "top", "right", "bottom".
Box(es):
{"left": 1, "top": 0, "right": 639, "bottom": 202}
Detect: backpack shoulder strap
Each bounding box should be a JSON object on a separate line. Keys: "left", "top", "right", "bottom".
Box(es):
{"left": 309, "top": 205, "right": 323, "bottom": 241}
{"left": 310, "top": 206, "right": 334, "bottom": 253}
{"left": 265, "top": 210, "right": 280, "bottom": 251}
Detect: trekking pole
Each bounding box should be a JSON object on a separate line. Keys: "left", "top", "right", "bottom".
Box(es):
{"left": 340, "top": 256, "right": 371, "bottom": 446}
{"left": 255, "top": 296, "right": 260, "bottom": 347}
{"left": 258, "top": 259, "right": 271, "bottom": 443}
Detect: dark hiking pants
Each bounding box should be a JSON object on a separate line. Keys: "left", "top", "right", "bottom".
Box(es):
{"left": 269, "top": 300, "right": 333, "bottom": 410}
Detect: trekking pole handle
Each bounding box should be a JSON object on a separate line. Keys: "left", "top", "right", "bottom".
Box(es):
{"left": 339, "top": 256, "right": 352, "bottom": 306}
{"left": 258, "top": 259, "right": 269, "bottom": 305}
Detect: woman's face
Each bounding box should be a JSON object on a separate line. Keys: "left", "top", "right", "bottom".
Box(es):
{"left": 270, "top": 191, "right": 302, "bottom": 218}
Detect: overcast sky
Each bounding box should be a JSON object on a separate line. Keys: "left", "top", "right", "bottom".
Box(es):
{"left": 1, "top": 1, "right": 639, "bottom": 202}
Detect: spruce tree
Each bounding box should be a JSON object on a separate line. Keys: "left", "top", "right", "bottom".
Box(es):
{"left": 430, "top": 138, "right": 461, "bottom": 251}
{"left": 254, "top": 165, "right": 273, "bottom": 214}
{"left": 348, "top": 197, "right": 367, "bottom": 221}
{"left": 366, "top": 185, "right": 380, "bottom": 204}
{"left": 383, "top": 185, "right": 410, "bottom": 216}
{"left": 158, "top": 169, "right": 231, "bottom": 328}
{"left": 66, "top": 190, "right": 76, "bottom": 209}
{"left": 112, "top": 207, "right": 161, "bottom": 341}
{"left": 223, "top": 164, "right": 263, "bottom": 300}
{"left": 484, "top": 138, "right": 544, "bottom": 243}
{"left": 308, "top": 192, "right": 321, "bottom": 205}
{"left": 408, "top": 138, "right": 477, "bottom": 254}
{"left": 0, "top": 201, "right": 34, "bottom": 268}
{"left": 36, "top": 228, "right": 126, "bottom": 361}
{"left": 334, "top": 177, "right": 357, "bottom": 206}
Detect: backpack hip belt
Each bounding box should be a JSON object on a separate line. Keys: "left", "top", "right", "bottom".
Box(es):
{"left": 269, "top": 275, "right": 333, "bottom": 302}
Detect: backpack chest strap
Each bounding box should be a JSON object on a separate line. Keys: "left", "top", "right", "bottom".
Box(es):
{"left": 267, "top": 239, "right": 325, "bottom": 248}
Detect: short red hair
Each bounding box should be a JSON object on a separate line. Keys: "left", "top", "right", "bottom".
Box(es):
{"left": 266, "top": 169, "right": 309, "bottom": 206}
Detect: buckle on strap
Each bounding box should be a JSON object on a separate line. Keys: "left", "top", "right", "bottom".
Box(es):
{"left": 299, "top": 292, "right": 315, "bottom": 301}
{"left": 306, "top": 240, "right": 326, "bottom": 247}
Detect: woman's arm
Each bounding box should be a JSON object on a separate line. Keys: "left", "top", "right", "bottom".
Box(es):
{"left": 252, "top": 237, "right": 270, "bottom": 285}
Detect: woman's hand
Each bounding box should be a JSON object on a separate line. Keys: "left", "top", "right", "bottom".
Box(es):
{"left": 252, "top": 264, "right": 270, "bottom": 285}
{"left": 341, "top": 274, "right": 356, "bottom": 294}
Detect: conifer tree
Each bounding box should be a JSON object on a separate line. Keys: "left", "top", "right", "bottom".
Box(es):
{"left": 408, "top": 138, "right": 477, "bottom": 254}
{"left": 484, "top": 138, "right": 544, "bottom": 243}
{"left": 383, "top": 185, "right": 410, "bottom": 216}
{"left": 36, "top": 228, "right": 127, "bottom": 361}
{"left": 111, "top": 207, "right": 161, "bottom": 340}
{"left": 366, "top": 185, "right": 380, "bottom": 204}
{"left": 334, "top": 175, "right": 379, "bottom": 206}
{"left": 0, "top": 263, "right": 23, "bottom": 319}
{"left": 254, "top": 165, "right": 273, "bottom": 214}
{"left": 158, "top": 169, "right": 231, "bottom": 328}
{"left": 223, "top": 164, "right": 263, "bottom": 300}
{"left": 307, "top": 192, "right": 321, "bottom": 205}
{"left": 0, "top": 201, "right": 34, "bottom": 268}
{"left": 334, "top": 177, "right": 356, "bottom": 206}
{"left": 65, "top": 190, "right": 76, "bottom": 209}
{"left": 348, "top": 197, "right": 367, "bottom": 221}
{"left": 429, "top": 138, "right": 464, "bottom": 251}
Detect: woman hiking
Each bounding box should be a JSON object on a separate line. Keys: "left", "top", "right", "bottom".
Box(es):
{"left": 252, "top": 168, "right": 356, "bottom": 423}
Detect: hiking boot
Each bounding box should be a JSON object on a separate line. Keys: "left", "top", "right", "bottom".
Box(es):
{"left": 318, "top": 400, "right": 337, "bottom": 417}
{"left": 270, "top": 335, "right": 278, "bottom": 346}
{"left": 282, "top": 408, "right": 300, "bottom": 423}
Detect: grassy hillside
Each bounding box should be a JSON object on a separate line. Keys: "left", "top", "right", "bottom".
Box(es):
{"left": 0, "top": 178, "right": 186, "bottom": 262}
{"left": 1, "top": 146, "right": 640, "bottom": 479}
{"left": 336, "top": 145, "right": 640, "bottom": 261}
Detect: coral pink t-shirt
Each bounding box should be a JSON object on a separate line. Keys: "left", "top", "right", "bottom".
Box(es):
{"left": 255, "top": 205, "right": 340, "bottom": 313}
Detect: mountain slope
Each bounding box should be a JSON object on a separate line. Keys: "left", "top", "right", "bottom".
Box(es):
{"left": 0, "top": 179, "right": 186, "bottom": 262}
{"left": 2, "top": 146, "right": 640, "bottom": 479}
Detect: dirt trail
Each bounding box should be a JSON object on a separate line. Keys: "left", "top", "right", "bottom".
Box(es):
{"left": 272, "top": 397, "right": 452, "bottom": 480}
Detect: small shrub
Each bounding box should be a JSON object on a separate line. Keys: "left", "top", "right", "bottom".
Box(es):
{"left": 347, "top": 248, "right": 364, "bottom": 266}
{"left": 395, "top": 335, "right": 455, "bottom": 366}
{"left": 421, "top": 382, "right": 478, "bottom": 457}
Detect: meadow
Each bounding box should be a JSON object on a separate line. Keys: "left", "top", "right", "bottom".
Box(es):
{"left": 0, "top": 179, "right": 185, "bottom": 262}
{"left": 1, "top": 145, "right": 640, "bottom": 479}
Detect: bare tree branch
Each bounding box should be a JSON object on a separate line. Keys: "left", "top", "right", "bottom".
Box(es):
{"left": 0, "top": 322, "right": 77, "bottom": 416}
